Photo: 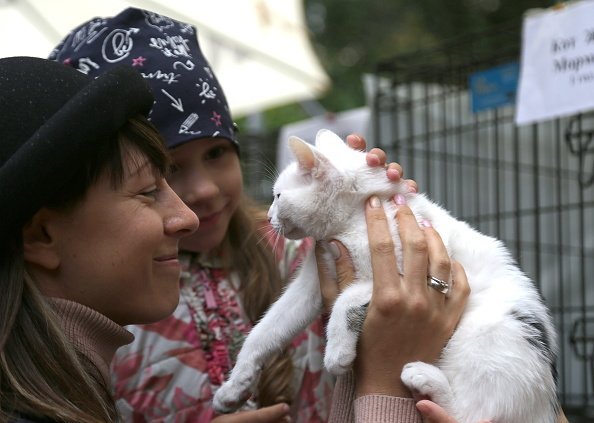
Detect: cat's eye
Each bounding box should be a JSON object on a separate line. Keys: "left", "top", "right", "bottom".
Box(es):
{"left": 275, "top": 193, "right": 281, "bottom": 199}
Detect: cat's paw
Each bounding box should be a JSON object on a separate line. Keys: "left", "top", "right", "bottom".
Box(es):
{"left": 324, "top": 345, "right": 356, "bottom": 375}
{"left": 212, "top": 363, "right": 260, "bottom": 413}
{"left": 401, "top": 361, "right": 451, "bottom": 401}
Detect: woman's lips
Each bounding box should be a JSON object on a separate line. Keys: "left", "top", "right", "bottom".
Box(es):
{"left": 154, "top": 253, "right": 180, "bottom": 267}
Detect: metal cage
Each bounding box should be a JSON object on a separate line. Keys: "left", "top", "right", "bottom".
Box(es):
{"left": 370, "top": 22, "right": 594, "bottom": 420}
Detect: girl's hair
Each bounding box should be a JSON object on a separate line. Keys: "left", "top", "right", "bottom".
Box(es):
{"left": 0, "top": 116, "right": 169, "bottom": 423}
{"left": 226, "top": 196, "right": 295, "bottom": 407}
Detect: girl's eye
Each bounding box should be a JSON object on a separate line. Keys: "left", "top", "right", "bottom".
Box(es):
{"left": 205, "top": 145, "right": 227, "bottom": 160}
{"left": 168, "top": 163, "right": 181, "bottom": 175}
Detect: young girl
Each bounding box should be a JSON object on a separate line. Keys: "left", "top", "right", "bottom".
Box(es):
{"left": 0, "top": 56, "right": 199, "bottom": 422}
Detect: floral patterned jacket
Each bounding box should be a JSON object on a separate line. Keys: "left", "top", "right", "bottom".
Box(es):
{"left": 111, "top": 236, "right": 334, "bottom": 422}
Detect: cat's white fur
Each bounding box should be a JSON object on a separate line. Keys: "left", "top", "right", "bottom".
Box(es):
{"left": 213, "top": 129, "right": 559, "bottom": 422}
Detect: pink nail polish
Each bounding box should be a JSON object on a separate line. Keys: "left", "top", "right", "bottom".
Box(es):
{"left": 421, "top": 219, "right": 432, "bottom": 228}
{"left": 395, "top": 194, "right": 406, "bottom": 205}
{"left": 328, "top": 241, "right": 341, "bottom": 260}
{"left": 387, "top": 168, "right": 400, "bottom": 180}
{"left": 369, "top": 196, "right": 381, "bottom": 208}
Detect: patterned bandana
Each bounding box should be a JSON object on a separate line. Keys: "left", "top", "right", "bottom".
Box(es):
{"left": 49, "top": 7, "right": 238, "bottom": 150}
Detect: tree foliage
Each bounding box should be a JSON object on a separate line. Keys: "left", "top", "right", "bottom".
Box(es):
{"left": 308, "top": 0, "right": 554, "bottom": 109}
{"left": 260, "top": 0, "right": 554, "bottom": 132}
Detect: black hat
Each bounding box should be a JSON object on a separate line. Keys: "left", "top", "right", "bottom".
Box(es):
{"left": 0, "top": 56, "right": 153, "bottom": 242}
{"left": 49, "top": 7, "right": 238, "bottom": 150}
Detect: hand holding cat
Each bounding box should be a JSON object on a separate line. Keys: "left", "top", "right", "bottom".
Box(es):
{"left": 316, "top": 195, "right": 470, "bottom": 400}
{"left": 316, "top": 134, "right": 417, "bottom": 312}
{"left": 416, "top": 400, "right": 492, "bottom": 423}
{"left": 345, "top": 133, "right": 418, "bottom": 191}
{"left": 362, "top": 197, "right": 470, "bottom": 397}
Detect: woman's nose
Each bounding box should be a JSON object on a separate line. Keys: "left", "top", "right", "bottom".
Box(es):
{"left": 164, "top": 185, "right": 199, "bottom": 237}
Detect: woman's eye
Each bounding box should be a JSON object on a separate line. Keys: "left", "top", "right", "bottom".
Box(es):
{"left": 139, "top": 188, "right": 159, "bottom": 198}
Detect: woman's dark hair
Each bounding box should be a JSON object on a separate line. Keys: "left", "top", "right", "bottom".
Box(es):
{"left": 0, "top": 116, "right": 169, "bottom": 422}
{"left": 47, "top": 115, "right": 170, "bottom": 209}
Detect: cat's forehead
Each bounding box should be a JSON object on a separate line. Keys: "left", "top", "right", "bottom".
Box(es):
{"left": 274, "top": 163, "right": 302, "bottom": 190}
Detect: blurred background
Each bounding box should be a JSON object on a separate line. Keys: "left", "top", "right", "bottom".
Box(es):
{"left": 1, "top": 0, "right": 593, "bottom": 420}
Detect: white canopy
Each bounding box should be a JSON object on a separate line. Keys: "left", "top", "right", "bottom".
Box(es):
{"left": 0, "top": 0, "right": 330, "bottom": 117}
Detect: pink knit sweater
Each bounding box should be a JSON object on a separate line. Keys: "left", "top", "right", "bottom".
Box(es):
{"left": 329, "top": 371, "right": 422, "bottom": 423}
{"left": 49, "top": 298, "right": 133, "bottom": 386}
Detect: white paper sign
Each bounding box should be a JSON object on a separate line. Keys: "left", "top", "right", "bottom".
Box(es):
{"left": 516, "top": 1, "right": 594, "bottom": 125}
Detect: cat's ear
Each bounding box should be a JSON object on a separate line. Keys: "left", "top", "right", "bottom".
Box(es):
{"left": 289, "top": 136, "right": 316, "bottom": 172}
{"left": 289, "top": 136, "right": 333, "bottom": 179}
{"left": 314, "top": 129, "right": 347, "bottom": 152}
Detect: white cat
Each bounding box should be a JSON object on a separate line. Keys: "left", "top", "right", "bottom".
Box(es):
{"left": 213, "top": 129, "right": 559, "bottom": 422}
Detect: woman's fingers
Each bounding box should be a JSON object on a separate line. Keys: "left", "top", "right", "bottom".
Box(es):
{"left": 316, "top": 240, "right": 355, "bottom": 312}
{"left": 449, "top": 261, "right": 470, "bottom": 299}
{"left": 416, "top": 400, "right": 491, "bottom": 423}
{"left": 404, "top": 178, "right": 418, "bottom": 193}
{"left": 365, "top": 196, "right": 400, "bottom": 298}
{"left": 416, "top": 400, "right": 458, "bottom": 423}
{"left": 346, "top": 133, "right": 366, "bottom": 151}
{"left": 345, "top": 133, "right": 410, "bottom": 186}
{"left": 444, "top": 261, "right": 471, "bottom": 329}
{"left": 386, "top": 162, "right": 403, "bottom": 181}
{"left": 366, "top": 147, "right": 387, "bottom": 167}
{"left": 395, "top": 203, "right": 429, "bottom": 295}
{"left": 316, "top": 244, "right": 338, "bottom": 313}
{"left": 422, "top": 223, "right": 451, "bottom": 300}
{"left": 331, "top": 240, "right": 355, "bottom": 292}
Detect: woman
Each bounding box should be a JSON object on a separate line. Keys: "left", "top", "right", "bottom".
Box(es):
{"left": 0, "top": 56, "right": 199, "bottom": 422}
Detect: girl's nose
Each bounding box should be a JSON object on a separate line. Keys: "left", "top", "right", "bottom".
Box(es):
{"left": 176, "top": 170, "right": 220, "bottom": 205}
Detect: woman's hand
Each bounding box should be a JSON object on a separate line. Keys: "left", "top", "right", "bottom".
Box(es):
{"left": 316, "top": 195, "right": 470, "bottom": 398}
{"left": 416, "top": 400, "right": 491, "bottom": 423}
{"left": 212, "top": 403, "right": 291, "bottom": 422}
{"left": 355, "top": 197, "right": 470, "bottom": 397}
{"left": 345, "top": 133, "right": 417, "bottom": 192}
{"left": 416, "top": 397, "right": 569, "bottom": 423}
{"left": 318, "top": 133, "right": 417, "bottom": 310}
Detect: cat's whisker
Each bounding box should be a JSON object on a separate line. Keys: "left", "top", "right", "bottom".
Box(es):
{"left": 256, "top": 227, "right": 276, "bottom": 248}
{"left": 271, "top": 230, "right": 282, "bottom": 260}
{"left": 258, "top": 226, "right": 286, "bottom": 263}
{"left": 263, "top": 162, "right": 279, "bottom": 183}
{"left": 247, "top": 154, "right": 279, "bottom": 185}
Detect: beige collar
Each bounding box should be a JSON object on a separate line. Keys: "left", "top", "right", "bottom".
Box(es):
{"left": 48, "top": 298, "right": 134, "bottom": 386}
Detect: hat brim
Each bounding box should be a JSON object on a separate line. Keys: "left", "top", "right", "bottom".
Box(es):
{"left": 0, "top": 64, "right": 153, "bottom": 239}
